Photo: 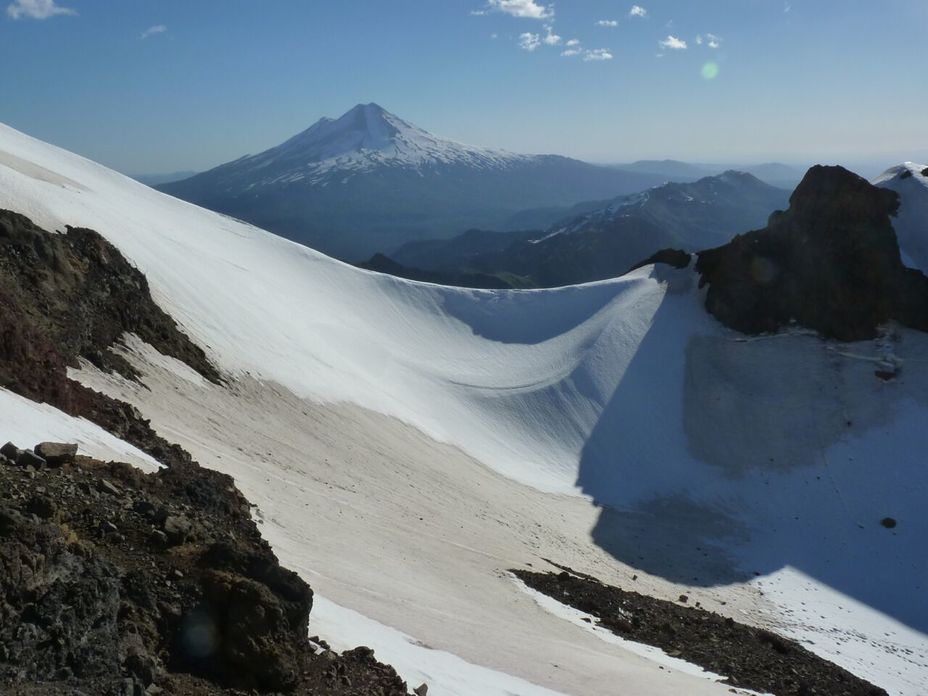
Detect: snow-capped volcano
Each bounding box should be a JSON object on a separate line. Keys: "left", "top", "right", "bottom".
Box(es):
{"left": 237, "top": 102, "right": 530, "bottom": 181}
{"left": 158, "top": 104, "right": 672, "bottom": 260}
{"left": 874, "top": 162, "right": 928, "bottom": 273}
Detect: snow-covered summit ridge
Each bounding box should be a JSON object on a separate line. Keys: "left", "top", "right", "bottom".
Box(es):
{"left": 873, "top": 162, "right": 928, "bottom": 187}
{"left": 225, "top": 103, "right": 532, "bottom": 184}
{"left": 873, "top": 162, "right": 928, "bottom": 274}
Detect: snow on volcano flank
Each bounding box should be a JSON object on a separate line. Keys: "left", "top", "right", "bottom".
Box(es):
{"left": 226, "top": 102, "right": 530, "bottom": 186}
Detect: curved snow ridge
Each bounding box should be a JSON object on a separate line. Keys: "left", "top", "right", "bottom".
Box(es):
{"left": 0, "top": 120, "right": 690, "bottom": 497}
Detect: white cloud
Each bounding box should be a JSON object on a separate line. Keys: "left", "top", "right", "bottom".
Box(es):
{"left": 542, "top": 24, "right": 561, "bottom": 45}
{"left": 486, "top": 0, "right": 553, "bottom": 20}
{"left": 629, "top": 5, "right": 647, "bottom": 18}
{"left": 140, "top": 24, "right": 167, "bottom": 40}
{"left": 6, "top": 0, "right": 75, "bottom": 20}
{"left": 518, "top": 32, "right": 541, "bottom": 51}
{"left": 565, "top": 38, "right": 580, "bottom": 46}
{"left": 659, "top": 35, "right": 687, "bottom": 50}
{"left": 561, "top": 48, "right": 581, "bottom": 57}
{"left": 583, "top": 48, "right": 613, "bottom": 62}
{"left": 706, "top": 33, "right": 721, "bottom": 48}
{"left": 597, "top": 19, "right": 618, "bottom": 27}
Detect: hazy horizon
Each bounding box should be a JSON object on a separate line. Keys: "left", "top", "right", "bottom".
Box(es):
{"left": 2, "top": 0, "right": 926, "bottom": 177}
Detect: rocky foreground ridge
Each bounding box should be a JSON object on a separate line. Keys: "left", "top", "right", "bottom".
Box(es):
{"left": 0, "top": 209, "right": 412, "bottom": 695}
{"left": 0, "top": 441, "right": 409, "bottom": 695}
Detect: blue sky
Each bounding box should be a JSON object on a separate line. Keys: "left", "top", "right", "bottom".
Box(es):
{"left": 1, "top": 0, "right": 925, "bottom": 175}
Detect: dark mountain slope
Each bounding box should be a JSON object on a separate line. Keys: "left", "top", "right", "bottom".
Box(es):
{"left": 378, "top": 172, "right": 788, "bottom": 288}
{"left": 158, "top": 104, "right": 669, "bottom": 261}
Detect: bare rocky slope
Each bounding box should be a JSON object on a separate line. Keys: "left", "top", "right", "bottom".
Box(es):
{"left": 0, "top": 208, "right": 411, "bottom": 695}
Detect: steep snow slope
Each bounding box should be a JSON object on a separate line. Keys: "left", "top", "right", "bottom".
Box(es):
{"left": 874, "top": 163, "right": 928, "bottom": 273}
{"left": 1, "top": 122, "right": 927, "bottom": 694}
{"left": 0, "top": 120, "right": 654, "bottom": 498}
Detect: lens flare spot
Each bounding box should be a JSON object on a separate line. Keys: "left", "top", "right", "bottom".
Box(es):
{"left": 701, "top": 62, "right": 720, "bottom": 80}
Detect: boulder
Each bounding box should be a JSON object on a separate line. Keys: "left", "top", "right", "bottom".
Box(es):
{"left": 176, "top": 570, "right": 306, "bottom": 692}
{"left": 162, "top": 514, "right": 192, "bottom": 545}
{"left": 0, "top": 442, "right": 21, "bottom": 461}
{"left": 16, "top": 449, "right": 46, "bottom": 469}
{"left": 35, "top": 441, "right": 78, "bottom": 466}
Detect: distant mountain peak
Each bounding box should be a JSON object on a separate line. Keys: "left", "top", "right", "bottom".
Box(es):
{"left": 874, "top": 161, "right": 928, "bottom": 275}
{"left": 873, "top": 162, "right": 928, "bottom": 186}
{"left": 155, "top": 105, "right": 687, "bottom": 260}
{"left": 228, "top": 103, "right": 529, "bottom": 182}
{"left": 275, "top": 103, "right": 411, "bottom": 161}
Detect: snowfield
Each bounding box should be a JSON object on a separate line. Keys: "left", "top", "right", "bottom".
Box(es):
{"left": 1, "top": 121, "right": 927, "bottom": 695}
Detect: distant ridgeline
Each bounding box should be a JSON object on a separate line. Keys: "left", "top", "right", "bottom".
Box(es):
{"left": 363, "top": 171, "right": 790, "bottom": 289}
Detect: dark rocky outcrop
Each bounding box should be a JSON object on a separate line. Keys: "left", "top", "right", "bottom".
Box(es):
{"left": 515, "top": 564, "right": 886, "bottom": 696}
{"left": 0, "top": 445, "right": 410, "bottom": 695}
{"left": 627, "top": 248, "right": 691, "bottom": 273}
{"left": 695, "top": 166, "right": 928, "bottom": 341}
